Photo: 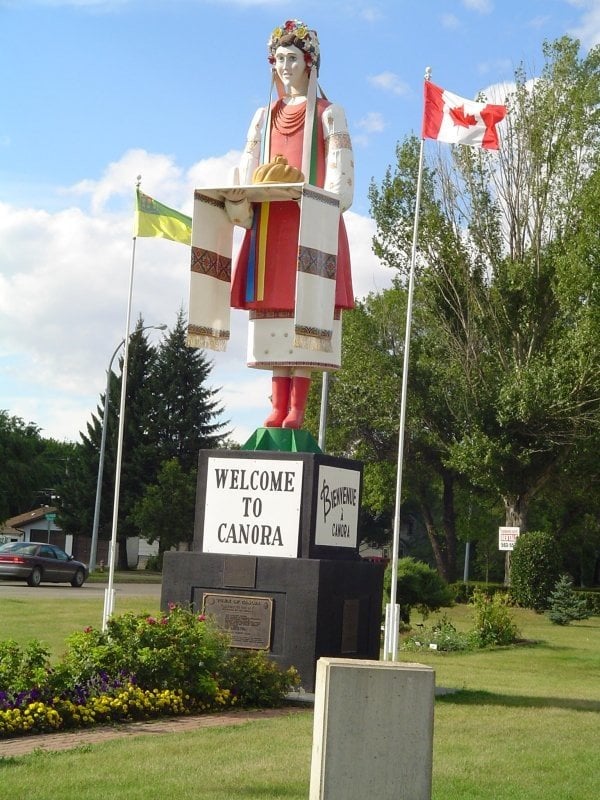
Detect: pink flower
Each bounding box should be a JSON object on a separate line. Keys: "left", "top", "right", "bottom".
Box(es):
{"left": 146, "top": 616, "right": 157, "bottom": 625}
{"left": 197, "top": 614, "right": 206, "bottom": 622}
{"left": 83, "top": 626, "right": 93, "bottom": 633}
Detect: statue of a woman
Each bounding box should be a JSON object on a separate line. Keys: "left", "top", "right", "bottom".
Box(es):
{"left": 224, "top": 19, "right": 354, "bottom": 429}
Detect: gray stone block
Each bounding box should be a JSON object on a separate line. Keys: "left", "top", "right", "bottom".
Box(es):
{"left": 310, "top": 658, "right": 435, "bottom": 800}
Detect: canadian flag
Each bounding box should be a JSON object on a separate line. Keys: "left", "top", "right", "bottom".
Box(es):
{"left": 422, "top": 81, "right": 507, "bottom": 150}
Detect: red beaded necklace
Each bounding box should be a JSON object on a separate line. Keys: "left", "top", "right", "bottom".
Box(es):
{"left": 272, "top": 98, "right": 307, "bottom": 136}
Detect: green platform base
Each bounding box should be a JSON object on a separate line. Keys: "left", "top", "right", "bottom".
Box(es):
{"left": 241, "top": 427, "right": 322, "bottom": 453}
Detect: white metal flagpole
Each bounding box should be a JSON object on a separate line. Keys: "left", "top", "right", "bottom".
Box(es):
{"left": 318, "top": 371, "right": 330, "bottom": 451}
{"left": 102, "top": 177, "right": 141, "bottom": 630}
{"left": 383, "top": 68, "right": 431, "bottom": 660}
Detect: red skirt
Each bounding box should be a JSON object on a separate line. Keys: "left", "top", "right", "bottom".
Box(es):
{"left": 231, "top": 200, "right": 353, "bottom": 311}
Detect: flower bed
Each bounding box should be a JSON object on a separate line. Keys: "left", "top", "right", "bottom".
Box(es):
{"left": 0, "top": 606, "right": 299, "bottom": 739}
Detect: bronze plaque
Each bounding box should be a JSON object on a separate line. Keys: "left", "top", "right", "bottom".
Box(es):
{"left": 223, "top": 556, "right": 257, "bottom": 588}
{"left": 341, "top": 598, "right": 360, "bottom": 654}
{"left": 203, "top": 593, "right": 273, "bottom": 649}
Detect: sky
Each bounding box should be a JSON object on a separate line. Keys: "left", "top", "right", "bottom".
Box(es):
{"left": 1, "top": 0, "right": 599, "bottom": 447}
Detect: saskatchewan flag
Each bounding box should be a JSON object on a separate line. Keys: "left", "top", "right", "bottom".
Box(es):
{"left": 135, "top": 188, "right": 192, "bottom": 245}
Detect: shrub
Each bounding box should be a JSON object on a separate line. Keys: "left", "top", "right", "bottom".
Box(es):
{"left": 384, "top": 557, "right": 454, "bottom": 624}
{"left": 49, "top": 606, "right": 230, "bottom": 704}
{"left": 450, "top": 581, "right": 507, "bottom": 603}
{"left": 547, "top": 575, "right": 591, "bottom": 625}
{"left": 510, "top": 531, "right": 561, "bottom": 611}
{"left": 0, "top": 605, "right": 303, "bottom": 738}
{"left": 217, "top": 650, "right": 300, "bottom": 707}
{"left": 0, "top": 639, "right": 50, "bottom": 696}
{"left": 469, "top": 589, "right": 520, "bottom": 647}
{"left": 578, "top": 589, "right": 600, "bottom": 617}
{"left": 144, "top": 554, "right": 162, "bottom": 571}
{"left": 402, "top": 615, "right": 473, "bottom": 653}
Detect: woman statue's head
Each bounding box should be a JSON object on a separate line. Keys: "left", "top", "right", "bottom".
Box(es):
{"left": 268, "top": 19, "right": 320, "bottom": 75}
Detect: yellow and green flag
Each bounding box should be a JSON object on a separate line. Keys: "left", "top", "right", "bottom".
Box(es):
{"left": 135, "top": 188, "right": 192, "bottom": 245}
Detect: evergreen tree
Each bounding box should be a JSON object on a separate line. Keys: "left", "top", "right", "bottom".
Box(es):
{"left": 59, "top": 313, "right": 227, "bottom": 561}
{"left": 148, "top": 308, "right": 227, "bottom": 470}
{"left": 59, "top": 321, "right": 158, "bottom": 560}
{"left": 383, "top": 557, "right": 454, "bottom": 624}
{"left": 547, "top": 575, "right": 590, "bottom": 625}
{"left": 119, "top": 320, "right": 160, "bottom": 544}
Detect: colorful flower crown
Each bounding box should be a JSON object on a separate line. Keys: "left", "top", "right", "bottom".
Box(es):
{"left": 267, "top": 19, "right": 320, "bottom": 72}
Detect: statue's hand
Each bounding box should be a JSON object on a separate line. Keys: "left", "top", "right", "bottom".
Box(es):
{"left": 222, "top": 188, "right": 247, "bottom": 204}
{"left": 222, "top": 189, "right": 253, "bottom": 228}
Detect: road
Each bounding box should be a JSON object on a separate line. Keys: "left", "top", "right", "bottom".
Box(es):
{"left": 0, "top": 581, "right": 162, "bottom": 600}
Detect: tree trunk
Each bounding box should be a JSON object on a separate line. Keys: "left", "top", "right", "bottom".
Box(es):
{"left": 441, "top": 472, "right": 457, "bottom": 583}
{"left": 416, "top": 472, "right": 458, "bottom": 583}
{"left": 502, "top": 495, "right": 528, "bottom": 585}
{"left": 419, "top": 502, "right": 449, "bottom": 581}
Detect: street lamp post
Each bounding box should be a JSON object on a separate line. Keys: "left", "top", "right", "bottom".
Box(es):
{"left": 89, "top": 324, "right": 166, "bottom": 573}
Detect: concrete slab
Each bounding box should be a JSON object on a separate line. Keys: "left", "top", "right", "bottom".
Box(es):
{"left": 309, "top": 658, "right": 435, "bottom": 800}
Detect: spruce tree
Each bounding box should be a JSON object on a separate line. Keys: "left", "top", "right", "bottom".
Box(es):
{"left": 59, "top": 321, "right": 158, "bottom": 560}
{"left": 148, "top": 308, "right": 227, "bottom": 470}
{"left": 59, "top": 313, "right": 228, "bottom": 562}
{"left": 547, "top": 575, "right": 590, "bottom": 625}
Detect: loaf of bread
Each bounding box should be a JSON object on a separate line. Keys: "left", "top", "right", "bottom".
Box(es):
{"left": 252, "top": 155, "right": 304, "bottom": 184}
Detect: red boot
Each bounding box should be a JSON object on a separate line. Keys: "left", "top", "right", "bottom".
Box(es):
{"left": 264, "top": 376, "right": 291, "bottom": 427}
{"left": 282, "top": 377, "right": 311, "bottom": 429}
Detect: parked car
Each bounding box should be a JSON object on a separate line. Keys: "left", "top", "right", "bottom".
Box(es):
{"left": 0, "top": 542, "right": 89, "bottom": 587}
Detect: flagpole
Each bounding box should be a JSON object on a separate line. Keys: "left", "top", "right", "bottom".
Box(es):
{"left": 318, "top": 371, "right": 330, "bottom": 451}
{"left": 102, "top": 176, "right": 141, "bottom": 631}
{"left": 383, "top": 68, "right": 431, "bottom": 660}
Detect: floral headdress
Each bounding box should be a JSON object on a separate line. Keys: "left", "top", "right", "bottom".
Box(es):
{"left": 267, "top": 19, "right": 320, "bottom": 73}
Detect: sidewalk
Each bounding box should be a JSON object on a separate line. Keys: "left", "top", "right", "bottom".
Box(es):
{"left": 0, "top": 705, "right": 310, "bottom": 758}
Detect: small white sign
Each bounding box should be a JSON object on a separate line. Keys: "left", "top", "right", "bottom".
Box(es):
{"left": 498, "top": 526, "right": 520, "bottom": 551}
{"left": 203, "top": 457, "right": 303, "bottom": 558}
{"left": 315, "top": 465, "right": 360, "bottom": 549}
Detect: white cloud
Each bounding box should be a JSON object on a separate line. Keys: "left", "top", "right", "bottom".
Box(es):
{"left": 359, "top": 6, "right": 384, "bottom": 22}
{"left": 355, "top": 112, "right": 386, "bottom": 134}
{"left": 462, "top": 0, "right": 493, "bottom": 12}
{"left": 368, "top": 72, "right": 410, "bottom": 96}
{"left": 477, "top": 58, "right": 514, "bottom": 78}
{"left": 440, "top": 13, "right": 461, "bottom": 29}
{"left": 0, "top": 0, "right": 282, "bottom": 8}
{"left": 527, "top": 15, "right": 551, "bottom": 30}
{"left": 568, "top": 0, "right": 600, "bottom": 47}
{"left": 345, "top": 211, "right": 394, "bottom": 299}
{"left": 0, "top": 150, "right": 392, "bottom": 444}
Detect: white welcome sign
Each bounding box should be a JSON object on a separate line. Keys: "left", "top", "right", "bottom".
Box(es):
{"left": 202, "top": 457, "right": 303, "bottom": 558}
{"left": 315, "top": 464, "right": 361, "bottom": 549}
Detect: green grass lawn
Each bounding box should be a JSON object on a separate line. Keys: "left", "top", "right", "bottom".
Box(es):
{"left": 87, "top": 570, "right": 163, "bottom": 584}
{"left": 0, "top": 602, "right": 598, "bottom": 799}
{"left": 0, "top": 592, "right": 159, "bottom": 658}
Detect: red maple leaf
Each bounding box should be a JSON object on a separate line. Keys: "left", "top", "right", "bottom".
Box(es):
{"left": 449, "top": 105, "right": 477, "bottom": 128}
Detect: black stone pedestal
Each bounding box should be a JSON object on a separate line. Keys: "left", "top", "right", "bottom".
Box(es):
{"left": 161, "top": 552, "right": 384, "bottom": 692}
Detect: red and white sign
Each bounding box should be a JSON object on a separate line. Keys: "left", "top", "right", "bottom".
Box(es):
{"left": 498, "top": 527, "right": 520, "bottom": 551}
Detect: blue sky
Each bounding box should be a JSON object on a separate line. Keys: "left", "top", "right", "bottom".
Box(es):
{"left": 1, "top": 0, "right": 599, "bottom": 445}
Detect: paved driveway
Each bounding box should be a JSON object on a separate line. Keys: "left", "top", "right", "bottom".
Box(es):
{"left": 0, "top": 581, "right": 162, "bottom": 600}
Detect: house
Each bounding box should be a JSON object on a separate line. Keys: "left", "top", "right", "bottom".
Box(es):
{"left": 1, "top": 507, "right": 69, "bottom": 549}
{"left": 1, "top": 507, "right": 159, "bottom": 570}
